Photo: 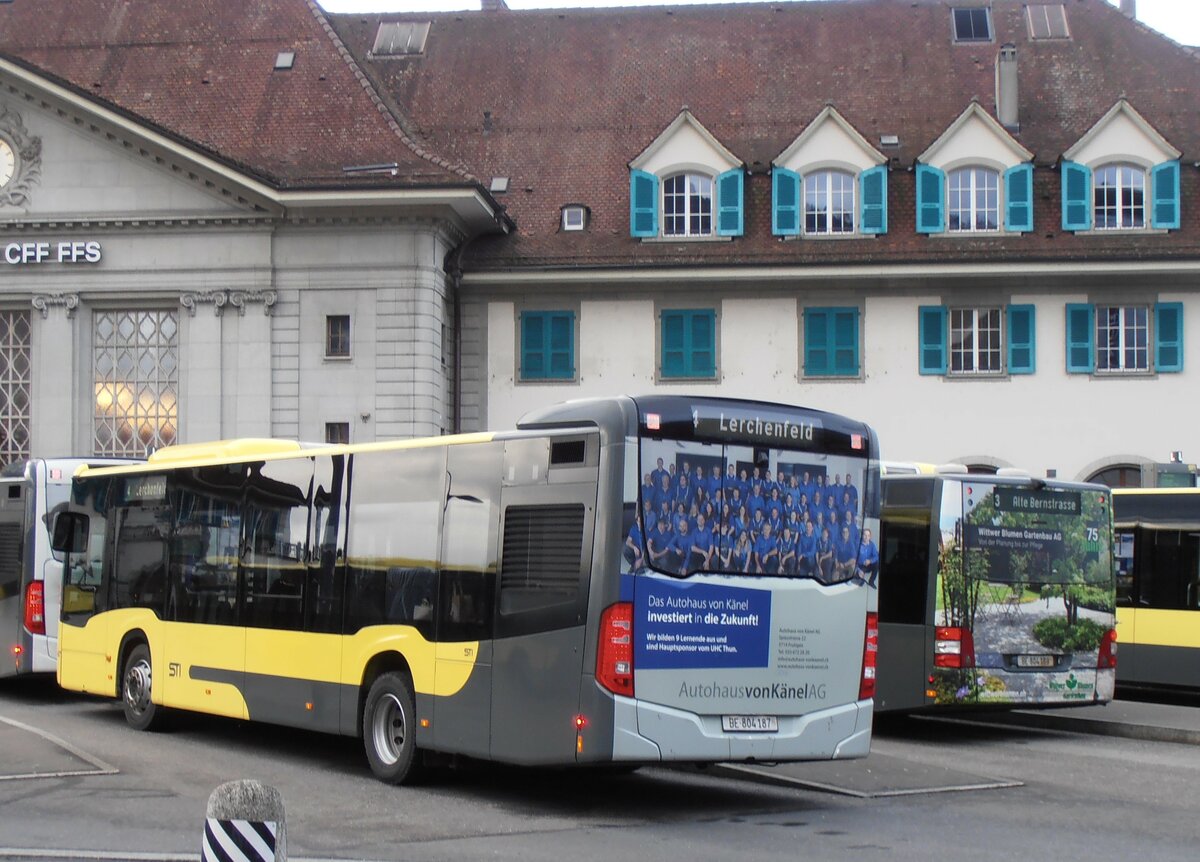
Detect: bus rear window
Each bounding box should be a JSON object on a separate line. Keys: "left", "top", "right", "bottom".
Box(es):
{"left": 627, "top": 435, "right": 870, "bottom": 582}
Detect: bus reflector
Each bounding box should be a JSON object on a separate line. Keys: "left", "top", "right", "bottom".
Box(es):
{"left": 934, "top": 626, "right": 975, "bottom": 669}
{"left": 597, "top": 602, "right": 634, "bottom": 697}
{"left": 859, "top": 612, "right": 878, "bottom": 700}
{"left": 24, "top": 581, "right": 45, "bottom": 636}
{"left": 1098, "top": 628, "right": 1118, "bottom": 670}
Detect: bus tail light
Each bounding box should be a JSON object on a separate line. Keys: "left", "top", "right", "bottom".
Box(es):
{"left": 24, "top": 581, "right": 45, "bottom": 636}
{"left": 859, "top": 612, "right": 878, "bottom": 700}
{"left": 934, "top": 626, "right": 975, "bottom": 669}
{"left": 1098, "top": 628, "right": 1118, "bottom": 670}
{"left": 596, "top": 602, "right": 634, "bottom": 697}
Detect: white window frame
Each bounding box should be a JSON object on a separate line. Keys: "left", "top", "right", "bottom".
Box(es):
{"left": 1093, "top": 164, "right": 1146, "bottom": 230}
{"left": 325, "top": 314, "right": 351, "bottom": 360}
{"left": 803, "top": 169, "right": 856, "bottom": 235}
{"left": 561, "top": 205, "right": 586, "bottom": 231}
{"left": 949, "top": 307, "right": 1003, "bottom": 375}
{"left": 1096, "top": 305, "right": 1149, "bottom": 373}
{"left": 661, "top": 172, "right": 714, "bottom": 237}
{"left": 947, "top": 167, "right": 1000, "bottom": 232}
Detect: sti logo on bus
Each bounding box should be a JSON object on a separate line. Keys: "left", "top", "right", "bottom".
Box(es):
{"left": 693, "top": 408, "right": 818, "bottom": 447}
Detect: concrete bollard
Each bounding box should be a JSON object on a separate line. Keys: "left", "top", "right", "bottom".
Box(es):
{"left": 202, "top": 779, "right": 287, "bottom": 862}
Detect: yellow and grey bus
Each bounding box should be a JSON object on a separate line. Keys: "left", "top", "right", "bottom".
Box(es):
{"left": 876, "top": 471, "right": 1117, "bottom": 712}
{"left": 53, "top": 395, "right": 880, "bottom": 783}
{"left": 1112, "top": 488, "right": 1200, "bottom": 690}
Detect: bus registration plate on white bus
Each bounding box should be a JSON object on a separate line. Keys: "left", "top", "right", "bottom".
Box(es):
{"left": 1015, "top": 655, "right": 1055, "bottom": 668}
{"left": 722, "top": 715, "right": 778, "bottom": 733}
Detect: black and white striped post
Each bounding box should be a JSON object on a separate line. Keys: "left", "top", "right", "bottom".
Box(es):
{"left": 202, "top": 779, "right": 287, "bottom": 862}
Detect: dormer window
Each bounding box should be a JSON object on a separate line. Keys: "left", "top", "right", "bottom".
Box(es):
{"left": 1061, "top": 100, "right": 1180, "bottom": 232}
{"left": 1093, "top": 164, "right": 1145, "bottom": 230}
{"left": 663, "top": 173, "right": 713, "bottom": 237}
{"left": 628, "top": 110, "right": 744, "bottom": 240}
{"left": 947, "top": 167, "right": 1000, "bottom": 232}
{"left": 804, "top": 170, "right": 855, "bottom": 235}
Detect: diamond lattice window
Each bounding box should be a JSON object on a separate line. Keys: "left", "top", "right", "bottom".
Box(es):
{"left": 94, "top": 310, "right": 178, "bottom": 456}
{"left": 0, "top": 312, "right": 31, "bottom": 466}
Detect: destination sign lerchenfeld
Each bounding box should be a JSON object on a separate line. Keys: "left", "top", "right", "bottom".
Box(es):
{"left": 695, "top": 409, "right": 820, "bottom": 447}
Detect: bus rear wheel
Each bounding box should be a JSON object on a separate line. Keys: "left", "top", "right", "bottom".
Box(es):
{"left": 363, "top": 671, "right": 424, "bottom": 785}
{"left": 122, "top": 643, "right": 165, "bottom": 731}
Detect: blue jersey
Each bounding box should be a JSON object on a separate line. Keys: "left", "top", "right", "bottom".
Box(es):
{"left": 835, "top": 535, "right": 858, "bottom": 565}
{"left": 754, "top": 533, "right": 779, "bottom": 562}
{"left": 798, "top": 530, "right": 818, "bottom": 562}
{"left": 858, "top": 539, "right": 879, "bottom": 569}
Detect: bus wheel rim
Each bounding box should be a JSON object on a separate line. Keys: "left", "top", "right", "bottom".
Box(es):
{"left": 372, "top": 693, "right": 405, "bottom": 766}
{"left": 125, "top": 659, "right": 151, "bottom": 714}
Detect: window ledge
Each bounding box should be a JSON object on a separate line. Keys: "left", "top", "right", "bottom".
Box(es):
{"left": 517, "top": 377, "right": 580, "bottom": 385}
{"left": 324, "top": 355, "right": 353, "bottom": 362}
{"left": 944, "top": 372, "right": 1011, "bottom": 381}
{"left": 641, "top": 235, "right": 733, "bottom": 244}
{"left": 1072, "top": 228, "right": 1169, "bottom": 237}
{"left": 801, "top": 374, "right": 863, "bottom": 382}
{"left": 657, "top": 375, "right": 721, "bottom": 384}
{"left": 927, "top": 230, "right": 1013, "bottom": 239}
{"left": 788, "top": 233, "right": 876, "bottom": 242}
{"left": 1091, "top": 370, "right": 1156, "bottom": 378}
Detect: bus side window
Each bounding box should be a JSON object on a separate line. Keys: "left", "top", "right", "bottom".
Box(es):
{"left": 1142, "top": 529, "right": 1200, "bottom": 610}
{"left": 1114, "top": 530, "right": 1136, "bottom": 606}
{"left": 112, "top": 504, "right": 170, "bottom": 616}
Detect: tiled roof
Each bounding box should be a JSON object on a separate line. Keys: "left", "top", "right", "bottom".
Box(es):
{"left": 0, "top": 0, "right": 471, "bottom": 190}
{"left": 328, "top": 0, "right": 1200, "bottom": 269}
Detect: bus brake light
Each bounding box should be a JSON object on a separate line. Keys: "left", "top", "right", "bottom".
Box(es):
{"left": 596, "top": 602, "right": 634, "bottom": 697}
{"left": 1098, "top": 628, "right": 1118, "bottom": 670}
{"left": 859, "top": 612, "right": 878, "bottom": 700}
{"left": 24, "top": 581, "right": 45, "bottom": 636}
{"left": 934, "top": 626, "right": 975, "bottom": 669}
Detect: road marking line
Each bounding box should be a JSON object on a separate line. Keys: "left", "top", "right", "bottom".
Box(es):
{"left": 0, "top": 714, "right": 119, "bottom": 780}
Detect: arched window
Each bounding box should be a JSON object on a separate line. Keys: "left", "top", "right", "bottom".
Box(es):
{"left": 1093, "top": 164, "right": 1145, "bottom": 229}
{"left": 947, "top": 167, "right": 999, "bottom": 231}
{"left": 662, "top": 173, "right": 713, "bottom": 237}
{"left": 804, "top": 170, "right": 855, "bottom": 235}
{"left": 1087, "top": 464, "right": 1143, "bottom": 488}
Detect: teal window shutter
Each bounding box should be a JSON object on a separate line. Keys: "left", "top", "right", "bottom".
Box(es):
{"left": 915, "top": 164, "right": 945, "bottom": 234}
{"left": 1155, "top": 302, "right": 1184, "bottom": 372}
{"left": 716, "top": 168, "right": 744, "bottom": 236}
{"left": 918, "top": 305, "right": 947, "bottom": 374}
{"left": 520, "top": 311, "right": 575, "bottom": 380}
{"left": 1004, "top": 163, "right": 1034, "bottom": 233}
{"left": 859, "top": 166, "right": 887, "bottom": 235}
{"left": 630, "top": 169, "right": 658, "bottom": 237}
{"left": 661, "top": 309, "right": 716, "bottom": 379}
{"left": 1061, "top": 161, "right": 1092, "bottom": 231}
{"left": 772, "top": 167, "right": 801, "bottom": 237}
{"left": 1150, "top": 160, "right": 1181, "bottom": 229}
{"left": 804, "top": 307, "right": 860, "bottom": 377}
{"left": 1007, "top": 304, "right": 1036, "bottom": 374}
{"left": 1065, "top": 303, "right": 1095, "bottom": 373}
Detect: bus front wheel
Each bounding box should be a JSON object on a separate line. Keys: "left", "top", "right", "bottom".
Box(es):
{"left": 362, "top": 672, "right": 424, "bottom": 785}
{"left": 122, "top": 643, "right": 165, "bottom": 731}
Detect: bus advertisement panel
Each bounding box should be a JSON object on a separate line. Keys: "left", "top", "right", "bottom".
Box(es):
{"left": 619, "top": 398, "right": 879, "bottom": 760}
{"left": 932, "top": 479, "right": 1115, "bottom": 707}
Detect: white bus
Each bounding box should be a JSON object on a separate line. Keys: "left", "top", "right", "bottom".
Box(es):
{"left": 2, "top": 457, "right": 136, "bottom": 677}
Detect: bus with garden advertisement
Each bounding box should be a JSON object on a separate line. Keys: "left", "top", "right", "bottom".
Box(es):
{"left": 875, "top": 469, "right": 1117, "bottom": 712}
{"left": 2, "top": 457, "right": 136, "bottom": 677}
{"left": 52, "top": 395, "right": 880, "bottom": 783}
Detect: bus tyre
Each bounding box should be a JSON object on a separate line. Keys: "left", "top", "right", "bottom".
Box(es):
{"left": 363, "top": 672, "right": 424, "bottom": 785}
{"left": 122, "top": 643, "right": 165, "bottom": 732}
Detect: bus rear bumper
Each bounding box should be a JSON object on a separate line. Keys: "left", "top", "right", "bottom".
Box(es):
{"left": 611, "top": 696, "right": 872, "bottom": 763}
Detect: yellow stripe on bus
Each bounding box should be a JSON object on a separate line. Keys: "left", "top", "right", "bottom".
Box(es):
{"left": 1117, "top": 607, "right": 1200, "bottom": 650}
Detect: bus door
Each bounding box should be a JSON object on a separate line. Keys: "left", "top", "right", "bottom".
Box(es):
{"left": 164, "top": 466, "right": 246, "bottom": 719}
{"left": 242, "top": 457, "right": 344, "bottom": 732}
{"left": 0, "top": 477, "right": 26, "bottom": 675}
{"left": 490, "top": 435, "right": 597, "bottom": 765}
{"left": 876, "top": 478, "right": 936, "bottom": 712}
{"left": 432, "top": 442, "right": 502, "bottom": 758}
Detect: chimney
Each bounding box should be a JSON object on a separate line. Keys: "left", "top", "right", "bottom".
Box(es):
{"left": 1120, "top": 0, "right": 1136, "bottom": 19}
{"left": 481, "top": 0, "right": 509, "bottom": 10}
{"left": 995, "top": 43, "right": 1019, "bottom": 131}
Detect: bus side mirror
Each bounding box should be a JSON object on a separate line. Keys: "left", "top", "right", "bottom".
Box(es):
{"left": 51, "top": 511, "right": 89, "bottom": 554}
